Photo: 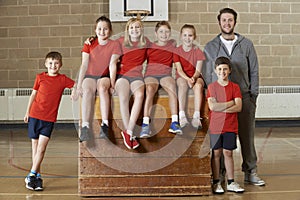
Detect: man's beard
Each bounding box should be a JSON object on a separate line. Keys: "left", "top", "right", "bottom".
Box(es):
{"left": 221, "top": 27, "right": 234, "bottom": 35}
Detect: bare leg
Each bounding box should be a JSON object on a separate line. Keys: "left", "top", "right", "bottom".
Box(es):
{"left": 223, "top": 149, "right": 234, "bottom": 180}
{"left": 81, "top": 78, "right": 97, "bottom": 126}
{"left": 212, "top": 148, "right": 222, "bottom": 180}
{"left": 143, "top": 77, "right": 159, "bottom": 117}
{"left": 97, "top": 77, "right": 111, "bottom": 123}
{"left": 115, "top": 78, "right": 131, "bottom": 130}
{"left": 192, "top": 78, "right": 204, "bottom": 113}
{"left": 176, "top": 77, "right": 188, "bottom": 113}
{"left": 31, "top": 139, "right": 38, "bottom": 172}
{"left": 160, "top": 76, "right": 177, "bottom": 115}
{"left": 30, "top": 135, "right": 50, "bottom": 174}
{"left": 127, "top": 80, "right": 144, "bottom": 132}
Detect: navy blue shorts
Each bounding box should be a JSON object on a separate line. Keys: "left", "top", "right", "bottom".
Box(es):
{"left": 28, "top": 117, "right": 54, "bottom": 139}
{"left": 210, "top": 132, "right": 237, "bottom": 150}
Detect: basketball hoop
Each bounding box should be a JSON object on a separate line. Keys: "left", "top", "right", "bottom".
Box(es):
{"left": 125, "top": 10, "right": 150, "bottom": 20}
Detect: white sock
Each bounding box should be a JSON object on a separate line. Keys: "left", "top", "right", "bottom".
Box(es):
{"left": 179, "top": 111, "right": 186, "bottom": 118}
{"left": 102, "top": 120, "right": 109, "bottom": 126}
{"left": 142, "top": 117, "right": 150, "bottom": 124}
{"left": 127, "top": 130, "right": 133, "bottom": 137}
{"left": 171, "top": 115, "right": 178, "bottom": 122}
{"left": 82, "top": 122, "right": 89, "bottom": 128}
{"left": 193, "top": 111, "right": 200, "bottom": 118}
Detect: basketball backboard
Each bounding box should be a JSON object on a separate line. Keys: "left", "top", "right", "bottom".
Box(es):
{"left": 109, "top": 0, "right": 168, "bottom": 22}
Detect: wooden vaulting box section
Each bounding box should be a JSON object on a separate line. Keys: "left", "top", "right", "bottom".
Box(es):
{"left": 78, "top": 92, "right": 211, "bottom": 197}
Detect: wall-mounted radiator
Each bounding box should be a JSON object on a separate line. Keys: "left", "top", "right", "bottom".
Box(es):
{"left": 255, "top": 86, "right": 300, "bottom": 119}
{"left": 0, "top": 88, "right": 79, "bottom": 122}
{"left": 0, "top": 86, "right": 299, "bottom": 122}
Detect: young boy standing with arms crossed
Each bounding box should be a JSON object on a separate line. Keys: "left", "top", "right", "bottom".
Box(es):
{"left": 207, "top": 57, "right": 244, "bottom": 194}
{"left": 24, "top": 51, "right": 76, "bottom": 191}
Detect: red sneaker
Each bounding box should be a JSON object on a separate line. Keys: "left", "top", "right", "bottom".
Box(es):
{"left": 121, "top": 130, "right": 132, "bottom": 149}
{"left": 131, "top": 137, "right": 140, "bottom": 149}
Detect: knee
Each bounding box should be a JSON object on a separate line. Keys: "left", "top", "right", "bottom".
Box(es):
{"left": 99, "top": 85, "right": 110, "bottom": 93}
{"left": 83, "top": 87, "right": 95, "bottom": 96}
{"left": 213, "top": 150, "right": 222, "bottom": 159}
{"left": 135, "top": 90, "right": 144, "bottom": 99}
{"left": 223, "top": 150, "right": 233, "bottom": 158}
{"left": 194, "top": 82, "right": 204, "bottom": 90}
{"left": 146, "top": 85, "right": 157, "bottom": 96}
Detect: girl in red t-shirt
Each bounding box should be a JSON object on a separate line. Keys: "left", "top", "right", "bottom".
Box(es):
{"left": 115, "top": 18, "right": 150, "bottom": 149}
{"left": 76, "top": 16, "right": 121, "bottom": 142}
{"left": 140, "top": 21, "right": 182, "bottom": 138}
{"left": 174, "top": 24, "right": 206, "bottom": 130}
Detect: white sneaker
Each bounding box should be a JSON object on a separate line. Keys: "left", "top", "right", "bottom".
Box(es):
{"left": 179, "top": 116, "right": 189, "bottom": 128}
{"left": 245, "top": 172, "right": 265, "bottom": 186}
{"left": 213, "top": 182, "right": 224, "bottom": 194}
{"left": 227, "top": 182, "right": 245, "bottom": 193}
{"left": 191, "top": 117, "right": 202, "bottom": 129}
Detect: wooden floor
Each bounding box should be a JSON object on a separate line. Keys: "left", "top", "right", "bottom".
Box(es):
{"left": 0, "top": 123, "right": 300, "bottom": 200}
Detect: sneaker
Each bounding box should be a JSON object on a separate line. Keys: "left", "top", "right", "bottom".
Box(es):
{"left": 179, "top": 116, "right": 189, "bottom": 128}
{"left": 99, "top": 124, "right": 109, "bottom": 138}
{"left": 25, "top": 176, "right": 36, "bottom": 191}
{"left": 35, "top": 177, "right": 43, "bottom": 191}
{"left": 131, "top": 137, "right": 140, "bottom": 149}
{"left": 79, "top": 126, "right": 90, "bottom": 142}
{"left": 168, "top": 121, "right": 183, "bottom": 135}
{"left": 140, "top": 123, "right": 151, "bottom": 138}
{"left": 213, "top": 182, "right": 224, "bottom": 194}
{"left": 227, "top": 182, "right": 245, "bottom": 193}
{"left": 191, "top": 117, "right": 202, "bottom": 129}
{"left": 245, "top": 172, "right": 265, "bottom": 186}
{"left": 121, "top": 130, "right": 132, "bottom": 149}
{"left": 121, "top": 130, "right": 140, "bottom": 149}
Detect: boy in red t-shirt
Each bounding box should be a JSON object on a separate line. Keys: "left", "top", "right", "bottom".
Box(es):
{"left": 141, "top": 21, "right": 182, "bottom": 138}
{"left": 24, "top": 51, "right": 76, "bottom": 191}
{"left": 207, "top": 56, "right": 244, "bottom": 194}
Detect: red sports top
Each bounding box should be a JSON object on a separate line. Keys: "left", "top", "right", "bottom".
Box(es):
{"left": 145, "top": 41, "right": 176, "bottom": 76}
{"left": 81, "top": 39, "right": 121, "bottom": 76}
{"left": 173, "top": 45, "right": 206, "bottom": 77}
{"left": 117, "top": 36, "right": 150, "bottom": 77}
{"left": 206, "top": 81, "right": 242, "bottom": 134}
{"left": 29, "top": 72, "right": 75, "bottom": 122}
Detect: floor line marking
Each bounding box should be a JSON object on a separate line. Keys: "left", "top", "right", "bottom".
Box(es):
{"left": 257, "top": 128, "right": 272, "bottom": 164}
{"left": 282, "top": 138, "right": 300, "bottom": 149}
{"left": 7, "top": 130, "right": 75, "bottom": 178}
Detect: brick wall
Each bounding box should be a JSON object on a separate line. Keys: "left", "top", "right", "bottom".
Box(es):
{"left": 0, "top": 0, "right": 299, "bottom": 88}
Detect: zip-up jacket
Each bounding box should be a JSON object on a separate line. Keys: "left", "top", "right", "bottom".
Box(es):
{"left": 203, "top": 33, "right": 259, "bottom": 97}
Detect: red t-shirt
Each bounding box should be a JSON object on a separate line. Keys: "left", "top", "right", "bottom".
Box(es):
{"left": 145, "top": 41, "right": 176, "bottom": 76}
{"left": 207, "top": 81, "right": 242, "bottom": 134}
{"left": 81, "top": 39, "right": 121, "bottom": 76}
{"left": 173, "top": 45, "right": 206, "bottom": 77}
{"left": 29, "top": 72, "right": 75, "bottom": 122}
{"left": 117, "top": 36, "right": 150, "bottom": 77}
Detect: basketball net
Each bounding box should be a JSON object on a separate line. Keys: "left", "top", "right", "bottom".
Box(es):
{"left": 125, "top": 10, "right": 150, "bottom": 20}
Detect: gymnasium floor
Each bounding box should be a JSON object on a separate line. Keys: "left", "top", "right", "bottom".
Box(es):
{"left": 0, "top": 123, "right": 299, "bottom": 200}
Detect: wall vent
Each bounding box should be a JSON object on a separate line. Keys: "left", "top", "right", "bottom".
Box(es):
{"left": 0, "top": 90, "right": 6, "bottom": 96}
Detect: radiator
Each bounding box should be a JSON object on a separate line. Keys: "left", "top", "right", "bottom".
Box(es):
{"left": 0, "top": 88, "right": 79, "bottom": 122}
{"left": 256, "top": 86, "right": 300, "bottom": 119}
{"left": 0, "top": 86, "right": 299, "bottom": 121}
